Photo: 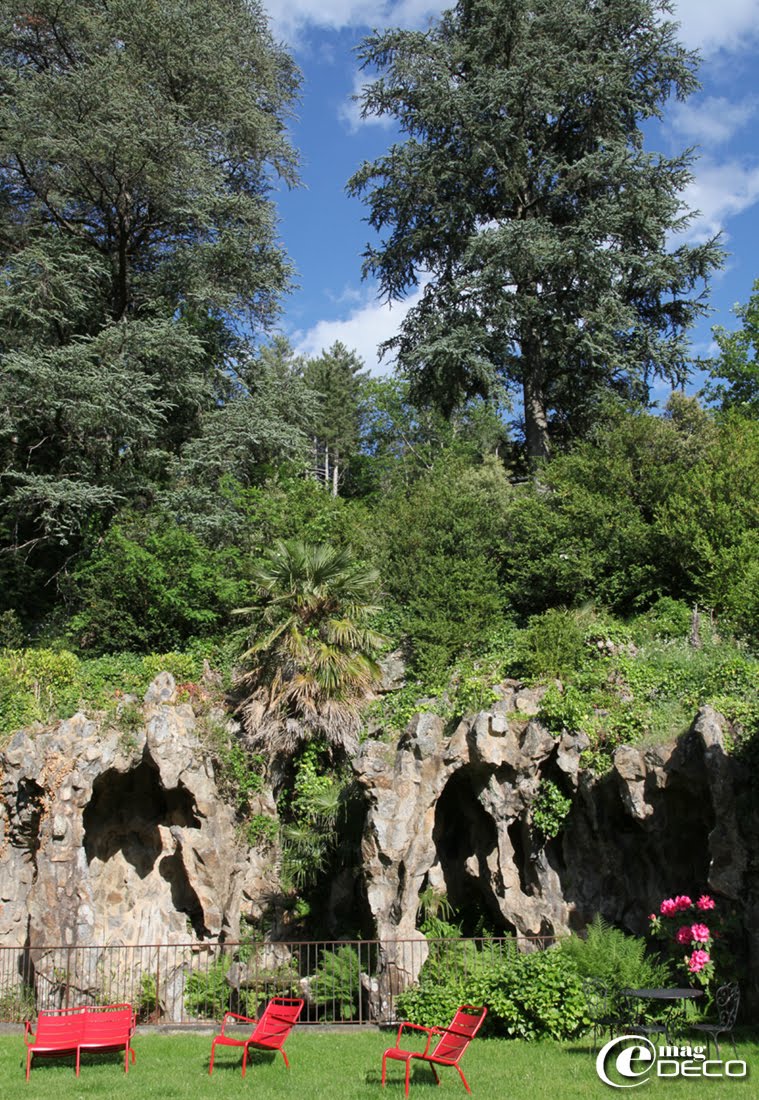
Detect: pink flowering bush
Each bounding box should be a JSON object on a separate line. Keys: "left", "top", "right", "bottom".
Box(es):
{"left": 648, "top": 891, "right": 722, "bottom": 990}
{"left": 688, "top": 949, "right": 710, "bottom": 973}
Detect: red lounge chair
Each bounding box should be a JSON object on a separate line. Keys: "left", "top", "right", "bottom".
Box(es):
{"left": 208, "top": 997, "right": 304, "bottom": 1077}
{"left": 382, "top": 1005, "right": 487, "bottom": 1097}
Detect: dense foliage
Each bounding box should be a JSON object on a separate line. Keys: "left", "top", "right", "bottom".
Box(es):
{"left": 396, "top": 938, "right": 587, "bottom": 1040}
{"left": 348, "top": 0, "right": 722, "bottom": 459}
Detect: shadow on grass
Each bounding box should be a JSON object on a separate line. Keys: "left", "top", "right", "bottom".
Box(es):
{"left": 206, "top": 1048, "right": 280, "bottom": 1074}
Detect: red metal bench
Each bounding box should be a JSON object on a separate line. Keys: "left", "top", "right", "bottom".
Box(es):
{"left": 24, "top": 1004, "right": 136, "bottom": 1080}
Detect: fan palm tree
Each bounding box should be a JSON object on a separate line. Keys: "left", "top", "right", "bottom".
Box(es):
{"left": 235, "top": 539, "right": 386, "bottom": 759}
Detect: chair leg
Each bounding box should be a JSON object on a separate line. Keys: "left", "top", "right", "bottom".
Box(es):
{"left": 26, "top": 1049, "right": 31, "bottom": 1082}
{"left": 76, "top": 1047, "right": 81, "bottom": 1077}
{"left": 405, "top": 1059, "right": 411, "bottom": 1098}
{"left": 457, "top": 1066, "right": 472, "bottom": 1095}
{"left": 281, "top": 1048, "right": 290, "bottom": 1070}
{"left": 430, "top": 1064, "right": 440, "bottom": 1085}
{"left": 242, "top": 1046, "right": 248, "bottom": 1079}
{"left": 713, "top": 1035, "right": 720, "bottom": 1060}
{"left": 381, "top": 1053, "right": 387, "bottom": 1088}
{"left": 209, "top": 1040, "right": 216, "bottom": 1075}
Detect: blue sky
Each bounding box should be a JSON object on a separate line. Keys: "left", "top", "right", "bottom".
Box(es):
{"left": 263, "top": 1, "right": 759, "bottom": 394}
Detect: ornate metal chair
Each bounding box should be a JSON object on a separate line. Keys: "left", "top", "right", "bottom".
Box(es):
{"left": 582, "top": 978, "right": 618, "bottom": 1052}
{"left": 691, "top": 982, "right": 739, "bottom": 1058}
{"left": 620, "top": 993, "right": 668, "bottom": 1045}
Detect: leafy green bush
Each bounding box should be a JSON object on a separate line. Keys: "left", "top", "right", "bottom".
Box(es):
{"left": 184, "top": 957, "right": 235, "bottom": 1020}
{"left": 559, "top": 916, "right": 671, "bottom": 1013}
{"left": 518, "top": 609, "right": 589, "bottom": 680}
{"left": 66, "top": 513, "right": 247, "bottom": 653}
{"left": 531, "top": 779, "right": 572, "bottom": 840}
{"left": 396, "top": 943, "right": 586, "bottom": 1041}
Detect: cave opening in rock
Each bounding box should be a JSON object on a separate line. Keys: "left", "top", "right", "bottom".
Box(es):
{"left": 558, "top": 752, "right": 717, "bottom": 935}
{"left": 83, "top": 755, "right": 208, "bottom": 935}
{"left": 432, "top": 767, "right": 512, "bottom": 935}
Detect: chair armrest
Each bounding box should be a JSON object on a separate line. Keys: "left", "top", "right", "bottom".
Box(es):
{"left": 219, "top": 1011, "right": 256, "bottom": 1036}
{"left": 394, "top": 1021, "right": 435, "bottom": 1055}
{"left": 24, "top": 1020, "right": 35, "bottom": 1045}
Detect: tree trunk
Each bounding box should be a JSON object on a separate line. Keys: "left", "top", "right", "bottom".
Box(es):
{"left": 522, "top": 348, "right": 550, "bottom": 463}
{"left": 332, "top": 454, "right": 339, "bottom": 497}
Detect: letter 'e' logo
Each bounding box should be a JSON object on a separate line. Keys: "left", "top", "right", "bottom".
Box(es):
{"left": 596, "top": 1036, "right": 657, "bottom": 1088}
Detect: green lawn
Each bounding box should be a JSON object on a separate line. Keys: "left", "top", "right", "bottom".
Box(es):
{"left": 1, "top": 1029, "right": 756, "bottom": 1100}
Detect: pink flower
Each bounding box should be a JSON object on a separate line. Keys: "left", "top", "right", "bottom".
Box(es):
{"left": 687, "top": 949, "right": 710, "bottom": 973}
{"left": 660, "top": 898, "right": 677, "bottom": 916}
{"left": 676, "top": 925, "right": 693, "bottom": 944}
{"left": 674, "top": 895, "right": 693, "bottom": 911}
{"left": 697, "top": 895, "right": 715, "bottom": 911}
{"left": 691, "top": 923, "right": 710, "bottom": 943}
{"left": 648, "top": 913, "right": 657, "bottom": 922}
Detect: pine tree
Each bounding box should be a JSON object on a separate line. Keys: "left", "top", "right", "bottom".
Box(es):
{"left": 304, "top": 342, "right": 367, "bottom": 495}
{"left": 0, "top": 1, "right": 299, "bottom": 602}
{"left": 348, "top": 0, "right": 723, "bottom": 461}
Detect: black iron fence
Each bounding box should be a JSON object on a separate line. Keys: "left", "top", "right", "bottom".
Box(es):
{"left": 0, "top": 936, "right": 552, "bottom": 1026}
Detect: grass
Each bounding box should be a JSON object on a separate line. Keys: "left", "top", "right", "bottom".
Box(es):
{"left": 1, "top": 1028, "right": 757, "bottom": 1100}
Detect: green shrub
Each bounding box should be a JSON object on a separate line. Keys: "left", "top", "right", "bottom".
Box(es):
{"left": 518, "top": 609, "right": 589, "bottom": 680}
{"left": 310, "top": 945, "right": 361, "bottom": 1020}
{"left": 531, "top": 779, "right": 572, "bottom": 840}
{"left": 66, "top": 513, "right": 247, "bottom": 653}
{"left": 559, "top": 915, "right": 671, "bottom": 1013}
{"left": 471, "top": 948, "right": 586, "bottom": 1040}
{"left": 397, "top": 942, "right": 585, "bottom": 1041}
{"left": 631, "top": 597, "right": 693, "bottom": 642}
{"left": 184, "top": 957, "right": 235, "bottom": 1020}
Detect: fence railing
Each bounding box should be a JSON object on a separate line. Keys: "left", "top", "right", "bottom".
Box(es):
{"left": 0, "top": 935, "right": 553, "bottom": 1026}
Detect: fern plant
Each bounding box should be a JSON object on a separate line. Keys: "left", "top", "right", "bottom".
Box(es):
{"left": 560, "top": 915, "right": 672, "bottom": 1013}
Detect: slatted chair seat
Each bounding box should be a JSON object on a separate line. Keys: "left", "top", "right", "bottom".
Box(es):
{"left": 208, "top": 997, "right": 304, "bottom": 1077}
{"left": 382, "top": 1005, "right": 487, "bottom": 1097}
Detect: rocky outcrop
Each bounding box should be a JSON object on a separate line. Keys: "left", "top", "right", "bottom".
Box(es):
{"left": 2, "top": 669, "right": 757, "bottom": 1017}
{"left": 0, "top": 673, "right": 278, "bottom": 1016}
{"left": 355, "top": 697, "right": 757, "bottom": 1006}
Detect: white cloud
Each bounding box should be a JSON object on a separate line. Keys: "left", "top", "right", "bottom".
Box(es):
{"left": 681, "top": 158, "right": 759, "bottom": 242}
{"left": 669, "top": 96, "right": 757, "bottom": 146}
{"left": 266, "top": 1, "right": 759, "bottom": 54}
{"left": 338, "top": 71, "right": 396, "bottom": 133}
{"left": 672, "top": 0, "right": 759, "bottom": 54}
{"left": 266, "top": 1, "right": 445, "bottom": 41}
{"left": 292, "top": 282, "right": 426, "bottom": 373}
